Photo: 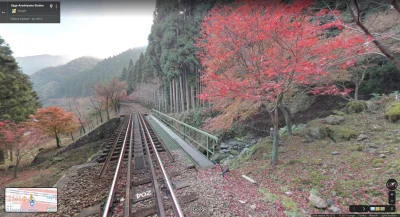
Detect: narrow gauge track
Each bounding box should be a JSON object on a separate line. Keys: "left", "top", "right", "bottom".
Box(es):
{"left": 97, "top": 112, "right": 195, "bottom": 217}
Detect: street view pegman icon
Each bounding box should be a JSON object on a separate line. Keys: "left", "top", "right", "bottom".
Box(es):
{"left": 386, "top": 179, "right": 398, "bottom": 190}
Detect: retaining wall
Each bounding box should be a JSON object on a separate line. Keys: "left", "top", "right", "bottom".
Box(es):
{"left": 31, "top": 117, "right": 121, "bottom": 165}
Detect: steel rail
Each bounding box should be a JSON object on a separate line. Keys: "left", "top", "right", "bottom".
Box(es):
{"left": 138, "top": 114, "right": 184, "bottom": 217}
{"left": 124, "top": 114, "right": 134, "bottom": 216}
{"left": 102, "top": 115, "right": 132, "bottom": 217}
{"left": 137, "top": 113, "right": 166, "bottom": 217}
{"left": 99, "top": 117, "right": 128, "bottom": 178}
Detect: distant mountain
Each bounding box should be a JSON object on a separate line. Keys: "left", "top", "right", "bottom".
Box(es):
{"left": 31, "top": 56, "right": 101, "bottom": 100}
{"left": 30, "top": 46, "right": 146, "bottom": 101}
{"left": 16, "top": 54, "right": 73, "bottom": 75}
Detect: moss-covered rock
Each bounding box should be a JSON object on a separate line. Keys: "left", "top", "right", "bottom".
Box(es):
{"left": 365, "top": 101, "right": 380, "bottom": 112}
{"left": 327, "top": 126, "right": 359, "bottom": 142}
{"left": 384, "top": 102, "right": 400, "bottom": 122}
{"left": 323, "top": 115, "right": 345, "bottom": 125}
{"left": 309, "top": 127, "right": 328, "bottom": 139}
{"left": 345, "top": 101, "right": 367, "bottom": 114}
{"left": 230, "top": 149, "right": 239, "bottom": 156}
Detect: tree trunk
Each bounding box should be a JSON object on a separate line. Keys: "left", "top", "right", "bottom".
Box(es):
{"left": 170, "top": 80, "right": 173, "bottom": 113}
{"left": 185, "top": 71, "right": 190, "bottom": 112}
{"left": 99, "top": 111, "right": 103, "bottom": 123}
{"left": 351, "top": 0, "right": 400, "bottom": 70}
{"left": 180, "top": 75, "right": 185, "bottom": 113}
{"left": 172, "top": 79, "right": 175, "bottom": 113}
{"left": 105, "top": 99, "right": 110, "bottom": 121}
{"left": 0, "top": 149, "right": 4, "bottom": 165}
{"left": 174, "top": 79, "right": 179, "bottom": 113}
{"left": 158, "top": 87, "right": 161, "bottom": 111}
{"left": 9, "top": 149, "right": 13, "bottom": 162}
{"left": 191, "top": 86, "right": 195, "bottom": 111}
{"left": 79, "top": 119, "right": 86, "bottom": 134}
{"left": 196, "top": 67, "right": 199, "bottom": 108}
{"left": 271, "top": 106, "right": 279, "bottom": 166}
{"left": 279, "top": 102, "right": 292, "bottom": 135}
{"left": 355, "top": 83, "right": 359, "bottom": 101}
{"left": 14, "top": 157, "right": 20, "bottom": 178}
{"left": 4, "top": 149, "right": 8, "bottom": 160}
{"left": 71, "top": 132, "right": 74, "bottom": 141}
{"left": 56, "top": 134, "right": 61, "bottom": 148}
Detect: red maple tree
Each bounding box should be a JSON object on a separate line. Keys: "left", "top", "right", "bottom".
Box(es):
{"left": 31, "top": 106, "right": 79, "bottom": 148}
{"left": 0, "top": 121, "right": 47, "bottom": 178}
{"left": 196, "top": 0, "right": 369, "bottom": 165}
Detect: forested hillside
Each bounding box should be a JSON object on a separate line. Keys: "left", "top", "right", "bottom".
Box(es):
{"left": 122, "top": 0, "right": 227, "bottom": 109}
{"left": 31, "top": 46, "right": 146, "bottom": 101}
{"left": 16, "top": 55, "right": 73, "bottom": 75}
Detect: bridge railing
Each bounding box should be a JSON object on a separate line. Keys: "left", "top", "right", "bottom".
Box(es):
{"left": 151, "top": 109, "right": 219, "bottom": 159}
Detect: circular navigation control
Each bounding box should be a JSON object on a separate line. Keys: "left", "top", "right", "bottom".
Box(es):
{"left": 386, "top": 179, "right": 398, "bottom": 190}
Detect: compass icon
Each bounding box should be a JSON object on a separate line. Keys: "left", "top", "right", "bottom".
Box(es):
{"left": 386, "top": 179, "right": 398, "bottom": 190}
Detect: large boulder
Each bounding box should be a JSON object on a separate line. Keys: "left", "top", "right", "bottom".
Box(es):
{"left": 345, "top": 101, "right": 367, "bottom": 114}
{"left": 309, "top": 127, "right": 328, "bottom": 139}
{"left": 309, "top": 193, "right": 328, "bottom": 209}
{"left": 385, "top": 102, "right": 400, "bottom": 123}
{"left": 365, "top": 101, "right": 380, "bottom": 112}
{"left": 327, "top": 126, "right": 359, "bottom": 142}
{"left": 356, "top": 134, "right": 368, "bottom": 141}
{"left": 282, "top": 88, "right": 316, "bottom": 114}
{"left": 323, "top": 115, "right": 345, "bottom": 125}
{"left": 220, "top": 142, "right": 229, "bottom": 149}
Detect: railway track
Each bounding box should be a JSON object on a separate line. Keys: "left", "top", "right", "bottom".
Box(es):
{"left": 97, "top": 112, "right": 198, "bottom": 217}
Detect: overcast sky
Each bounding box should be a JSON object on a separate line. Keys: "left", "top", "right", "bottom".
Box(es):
{"left": 0, "top": 0, "right": 156, "bottom": 59}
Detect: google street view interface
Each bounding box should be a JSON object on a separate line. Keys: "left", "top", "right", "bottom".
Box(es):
{"left": 0, "top": 0, "right": 399, "bottom": 216}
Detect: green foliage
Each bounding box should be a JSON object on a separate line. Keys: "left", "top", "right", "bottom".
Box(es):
{"left": 389, "top": 90, "right": 399, "bottom": 97}
{"left": 120, "top": 67, "right": 128, "bottom": 81}
{"left": 220, "top": 124, "right": 247, "bottom": 141}
{"left": 370, "top": 93, "right": 385, "bottom": 100}
{"left": 279, "top": 124, "right": 306, "bottom": 136}
{"left": 360, "top": 60, "right": 400, "bottom": 95}
{"left": 177, "top": 108, "right": 219, "bottom": 128}
{"left": 0, "top": 36, "right": 41, "bottom": 122}
{"left": 384, "top": 102, "right": 400, "bottom": 122}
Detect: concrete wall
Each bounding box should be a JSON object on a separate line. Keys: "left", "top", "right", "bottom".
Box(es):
{"left": 31, "top": 117, "right": 121, "bottom": 165}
